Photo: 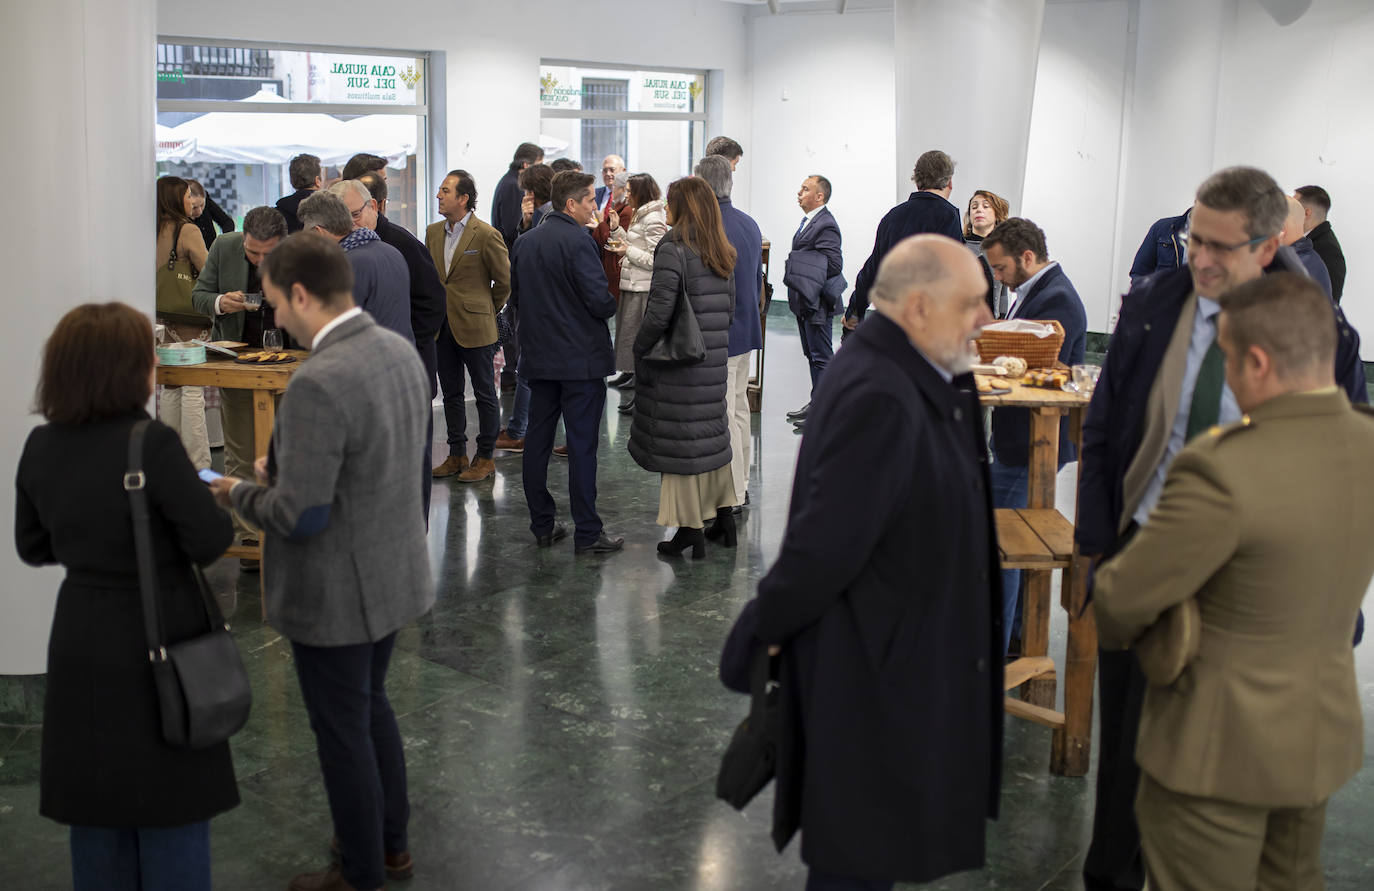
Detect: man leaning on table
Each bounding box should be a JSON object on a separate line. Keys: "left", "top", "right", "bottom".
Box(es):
{"left": 210, "top": 232, "right": 433, "bottom": 891}
{"left": 1092, "top": 272, "right": 1374, "bottom": 891}
{"left": 190, "top": 205, "right": 288, "bottom": 568}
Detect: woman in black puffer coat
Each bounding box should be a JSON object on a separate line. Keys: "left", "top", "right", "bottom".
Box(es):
{"left": 629, "top": 176, "right": 738, "bottom": 558}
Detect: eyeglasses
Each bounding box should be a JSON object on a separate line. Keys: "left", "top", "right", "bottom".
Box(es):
{"left": 1182, "top": 227, "right": 1275, "bottom": 255}
{"left": 349, "top": 206, "right": 366, "bottom": 221}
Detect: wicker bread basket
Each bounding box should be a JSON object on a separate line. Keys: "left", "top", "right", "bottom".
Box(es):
{"left": 975, "top": 319, "right": 1065, "bottom": 367}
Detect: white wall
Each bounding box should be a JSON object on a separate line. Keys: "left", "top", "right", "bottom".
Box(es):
{"left": 156, "top": 0, "right": 751, "bottom": 225}
{"left": 1, "top": 0, "right": 156, "bottom": 674}
{"left": 1212, "top": 0, "right": 1374, "bottom": 356}
{"left": 745, "top": 9, "right": 897, "bottom": 305}
{"left": 1021, "top": 0, "right": 1130, "bottom": 334}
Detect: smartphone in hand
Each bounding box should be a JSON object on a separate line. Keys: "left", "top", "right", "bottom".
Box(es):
{"left": 198, "top": 468, "right": 224, "bottom": 484}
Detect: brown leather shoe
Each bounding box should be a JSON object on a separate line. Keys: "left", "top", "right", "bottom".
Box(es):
{"left": 493, "top": 429, "right": 524, "bottom": 452}
{"left": 457, "top": 456, "right": 495, "bottom": 483}
{"left": 330, "top": 836, "right": 413, "bottom": 881}
{"left": 431, "top": 454, "right": 469, "bottom": 478}
{"left": 287, "top": 865, "right": 376, "bottom": 890}
{"left": 553, "top": 445, "right": 568, "bottom": 458}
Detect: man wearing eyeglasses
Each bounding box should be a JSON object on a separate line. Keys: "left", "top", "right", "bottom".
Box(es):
{"left": 1077, "top": 166, "right": 1367, "bottom": 891}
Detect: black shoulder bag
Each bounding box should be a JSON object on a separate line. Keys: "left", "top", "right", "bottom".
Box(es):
{"left": 715, "top": 648, "right": 781, "bottom": 810}
{"left": 642, "top": 242, "right": 706, "bottom": 366}
{"left": 126, "top": 420, "right": 252, "bottom": 750}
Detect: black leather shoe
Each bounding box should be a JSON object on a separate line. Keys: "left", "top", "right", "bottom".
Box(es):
{"left": 617, "top": 397, "right": 635, "bottom": 415}
{"left": 535, "top": 523, "right": 568, "bottom": 547}
{"left": 657, "top": 527, "right": 705, "bottom": 558}
{"left": 575, "top": 532, "right": 624, "bottom": 555}
{"left": 786, "top": 402, "right": 810, "bottom": 421}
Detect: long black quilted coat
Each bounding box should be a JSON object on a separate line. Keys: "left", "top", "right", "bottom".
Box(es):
{"left": 628, "top": 233, "right": 735, "bottom": 475}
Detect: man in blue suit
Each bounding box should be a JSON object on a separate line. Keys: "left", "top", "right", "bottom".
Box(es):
{"left": 981, "top": 218, "right": 1087, "bottom": 654}
{"left": 1078, "top": 166, "right": 1367, "bottom": 891}
{"left": 1128, "top": 208, "right": 1190, "bottom": 286}
{"left": 510, "top": 170, "right": 623, "bottom": 555}
{"left": 1280, "top": 196, "right": 1333, "bottom": 297}
{"left": 844, "top": 149, "right": 964, "bottom": 332}
{"left": 782, "top": 174, "right": 844, "bottom": 427}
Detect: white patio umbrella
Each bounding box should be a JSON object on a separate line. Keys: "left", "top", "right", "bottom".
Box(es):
{"left": 539, "top": 133, "right": 570, "bottom": 155}
{"left": 340, "top": 115, "right": 418, "bottom": 168}
{"left": 155, "top": 123, "right": 196, "bottom": 162}
{"left": 170, "top": 89, "right": 352, "bottom": 165}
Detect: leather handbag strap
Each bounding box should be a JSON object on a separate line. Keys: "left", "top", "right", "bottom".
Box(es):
{"left": 126, "top": 419, "right": 168, "bottom": 661}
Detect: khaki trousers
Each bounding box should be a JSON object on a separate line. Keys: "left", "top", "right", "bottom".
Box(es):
{"left": 220, "top": 387, "right": 281, "bottom": 541}
{"left": 724, "top": 353, "right": 753, "bottom": 502}
{"left": 1136, "top": 772, "right": 1328, "bottom": 891}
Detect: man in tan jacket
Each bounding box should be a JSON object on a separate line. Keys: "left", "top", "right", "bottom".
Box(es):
{"left": 1093, "top": 272, "right": 1374, "bottom": 891}
{"left": 425, "top": 169, "right": 510, "bottom": 483}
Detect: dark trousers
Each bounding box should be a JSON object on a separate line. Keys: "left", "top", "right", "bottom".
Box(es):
{"left": 436, "top": 318, "right": 499, "bottom": 458}
{"left": 69, "top": 822, "right": 210, "bottom": 891}
{"left": 1083, "top": 646, "right": 1148, "bottom": 891}
{"left": 522, "top": 378, "right": 605, "bottom": 547}
{"left": 419, "top": 338, "right": 437, "bottom": 522}
{"left": 805, "top": 868, "right": 893, "bottom": 891}
{"left": 292, "top": 633, "right": 409, "bottom": 891}
{"left": 795, "top": 310, "right": 835, "bottom": 393}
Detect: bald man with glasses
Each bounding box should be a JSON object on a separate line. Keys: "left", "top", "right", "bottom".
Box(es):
{"left": 1076, "top": 166, "right": 1367, "bottom": 891}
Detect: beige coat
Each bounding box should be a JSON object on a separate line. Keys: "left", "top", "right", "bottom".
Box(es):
{"left": 424, "top": 214, "right": 511, "bottom": 348}
{"left": 1094, "top": 389, "right": 1374, "bottom": 808}
{"left": 614, "top": 199, "right": 668, "bottom": 293}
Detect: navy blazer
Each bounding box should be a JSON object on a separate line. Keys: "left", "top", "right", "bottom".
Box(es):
{"left": 344, "top": 239, "right": 413, "bottom": 343}
{"left": 990, "top": 264, "right": 1087, "bottom": 467}
{"left": 1307, "top": 220, "right": 1346, "bottom": 302}
{"left": 376, "top": 213, "right": 445, "bottom": 395}
{"left": 784, "top": 206, "right": 843, "bottom": 319}
{"left": 751, "top": 312, "right": 1002, "bottom": 878}
{"left": 491, "top": 167, "right": 524, "bottom": 250}
{"left": 847, "top": 191, "right": 963, "bottom": 321}
{"left": 1128, "top": 209, "right": 1190, "bottom": 286}
{"left": 1293, "top": 237, "right": 1334, "bottom": 297}
{"left": 275, "top": 188, "right": 313, "bottom": 234}
{"left": 1077, "top": 247, "right": 1368, "bottom": 557}
{"left": 509, "top": 212, "right": 617, "bottom": 381}
{"left": 719, "top": 197, "right": 764, "bottom": 355}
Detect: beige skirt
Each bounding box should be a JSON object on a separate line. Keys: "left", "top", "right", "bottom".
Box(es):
{"left": 657, "top": 466, "right": 738, "bottom": 528}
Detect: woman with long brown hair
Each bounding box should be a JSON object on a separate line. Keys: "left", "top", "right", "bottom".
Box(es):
{"left": 605, "top": 172, "right": 668, "bottom": 410}
{"left": 628, "top": 176, "right": 738, "bottom": 558}
{"left": 155, "top": 175, "right": 213, "bottom": 470}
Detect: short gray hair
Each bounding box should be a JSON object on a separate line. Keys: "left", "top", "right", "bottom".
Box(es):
{"left": 329, "top": 179, "right": 373, "bottom": 207}
{"left": 694, "top": 155, "right": 733, "bottom": 199}
{"left": 1196, "top": 166, "right": 1287, "bottom": 242}
{"left": 297, "top": 190, "right": 353, "bottom": 237}
{"left": 242, "top": 206, "right": 288, "bottom": 242}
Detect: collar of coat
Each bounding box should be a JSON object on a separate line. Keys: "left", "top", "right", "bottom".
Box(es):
{"left": 340, "top": 227, "right": 381, "bottom": 252}
{"left": 860, "top": 313, "right": 969, "bottom": 422}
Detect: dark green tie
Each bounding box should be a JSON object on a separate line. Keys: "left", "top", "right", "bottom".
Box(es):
{"left": 1185, "top": 330, "right": 1225, "bottom": 442}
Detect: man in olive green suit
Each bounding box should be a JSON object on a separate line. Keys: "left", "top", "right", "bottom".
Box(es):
{"left": 1093, "top": 272, "right": 1374, "bottom": 891}
{"left": 424, "top": 169, "right": 511, "bottom": 484}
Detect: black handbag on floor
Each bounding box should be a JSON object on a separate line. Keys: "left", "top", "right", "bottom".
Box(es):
{"left": 715, "top": 648, "right": 781, "bottom": 810}
{"left": 642, "top": 242, "right": 706, "bottom": 366}
{"left": 125, "top": 420, "right": 252, "bottom": 750}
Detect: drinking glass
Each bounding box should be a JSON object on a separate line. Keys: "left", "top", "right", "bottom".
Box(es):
{"left": 262, "top": 329, "right": 283, "bottom": 351}
{"left": 1071, "top": 364, "right": 1101, "bottom": 393}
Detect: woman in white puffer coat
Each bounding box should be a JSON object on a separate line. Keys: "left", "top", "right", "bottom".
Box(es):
{"left": 605, "top": 174, "right": 667, "bottom": 412}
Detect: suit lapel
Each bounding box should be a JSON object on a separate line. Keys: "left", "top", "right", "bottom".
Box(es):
{"left": 448, "top": 220, "right": 479, "bottom": 280}
{"left": 1009, "top": 264, "right": 1060, "bottom": 319}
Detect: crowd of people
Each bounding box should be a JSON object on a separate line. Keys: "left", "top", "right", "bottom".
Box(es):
{"left": 13, "top": 131, "right": 1368, "bottom": 891}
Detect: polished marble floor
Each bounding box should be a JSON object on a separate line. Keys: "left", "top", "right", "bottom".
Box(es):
{"left": 3, "top": 309, "right": 1373, "bottom": 889}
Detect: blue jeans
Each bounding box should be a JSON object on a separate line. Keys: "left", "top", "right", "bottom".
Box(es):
{"left": 506, "top": 374, "right": 531, "bottom": 439}
{"left": 292, "top": 633, "right": 409, "bottom": 891}
{"left": 70, "top": 822, "right": 210, "bottom": 891}
{"left": 988, "top": 460, "right": 1029, "bottom": 656}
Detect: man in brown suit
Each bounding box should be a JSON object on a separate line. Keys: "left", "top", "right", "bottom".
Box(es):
{"left": 1093, "top": 272, "right": 1374, "bottom": 891}
{"left": 425, "top": 169, "right": 511, "bottom": 483}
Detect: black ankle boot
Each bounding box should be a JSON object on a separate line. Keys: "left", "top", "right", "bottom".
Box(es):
{"left": 657, "top": 526, "right": 705, "bottom": 558}
{"left": 703, "top": 507, "right": 737, "bottom": 547}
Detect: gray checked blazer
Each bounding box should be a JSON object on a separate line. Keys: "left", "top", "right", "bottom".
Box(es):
{"left": 232, "top": 311, "right": 434, "bottom": 646}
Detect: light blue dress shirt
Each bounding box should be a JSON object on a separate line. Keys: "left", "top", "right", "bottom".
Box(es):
{"left": 1133, "top": 295, "right": 1240, "bottom": 526}
{"left": 442, "top": 211, "right": 471, "bottom": 273}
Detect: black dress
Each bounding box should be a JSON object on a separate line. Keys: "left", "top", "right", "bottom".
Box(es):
{"left": 14, "top": 412, "right": 239, "bottom": 827}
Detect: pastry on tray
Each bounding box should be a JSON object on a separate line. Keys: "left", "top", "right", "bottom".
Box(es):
{"left": 1020, "top": 368, "right": 1069, "bottom": 389}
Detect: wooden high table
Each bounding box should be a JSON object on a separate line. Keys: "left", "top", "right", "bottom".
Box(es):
{"left": 979, "top": 379, "right": 1096, "bottom": 776}
{"left": 156, "top": 350, "right": 307, "bottom": 569}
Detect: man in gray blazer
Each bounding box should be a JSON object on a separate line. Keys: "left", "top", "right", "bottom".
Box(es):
{"left": 211, "top": 232, "right": 433, "bottom": 891}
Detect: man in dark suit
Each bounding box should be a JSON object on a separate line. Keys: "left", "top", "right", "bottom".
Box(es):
{"left": 844, "top": 149, "right": 964, "bottom": 333}
{"left": 1294, "top": 185, "right": 1346, "bottom": 302}
{"left": 492, "top": 142, "right": 543, "bottom": 251}
{"left": 782, "top": 174, "right": 844, "bottom": 427}
{"left": 752, "top": 234, "right": 1001, "bottom": 890}
{"left": 1279, "top": 196, "right": 1333, "bottom": 297}
{"left": 1128, "top": 208, "right": 1190, "bottom": 286}
{"left": 1078, "top": 166, "right": 1367, "bottom": 891}
{"left": 981, "top": 217, "right": 1087, "bottom": 654}
{"left": 276, "top": 154, "right": 321, "bottom": 234}
{"left": 355, "top": 171, "right": 446, "bottom": 516}
{"left": 510, "top": 170, "right": 622, "bottom": 555}
{"left": 592, "top": 154, "right": 626, "bottom": 212}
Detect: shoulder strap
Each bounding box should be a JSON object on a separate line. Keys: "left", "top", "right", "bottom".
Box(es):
{"left": 126, "top": 420, "right": 167, "bottom": 660}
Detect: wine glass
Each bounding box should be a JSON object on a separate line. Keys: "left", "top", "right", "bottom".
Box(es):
{"left": 262, "top": 329, "right": 283, "bottom": 351}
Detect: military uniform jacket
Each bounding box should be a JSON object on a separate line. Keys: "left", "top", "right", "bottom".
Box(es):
{"left": 1094, "top": 389, "right": 1374, "bottom": 808}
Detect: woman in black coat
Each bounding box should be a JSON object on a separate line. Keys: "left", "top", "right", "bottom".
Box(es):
{"left": 185, "top": 178, "right": 235, "bottom": 249}
{"left": 15, "top": 303, "right": 237, "bottom": 891}
{"left": 629, "top": 176, "right": 737, "bottom": 558}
